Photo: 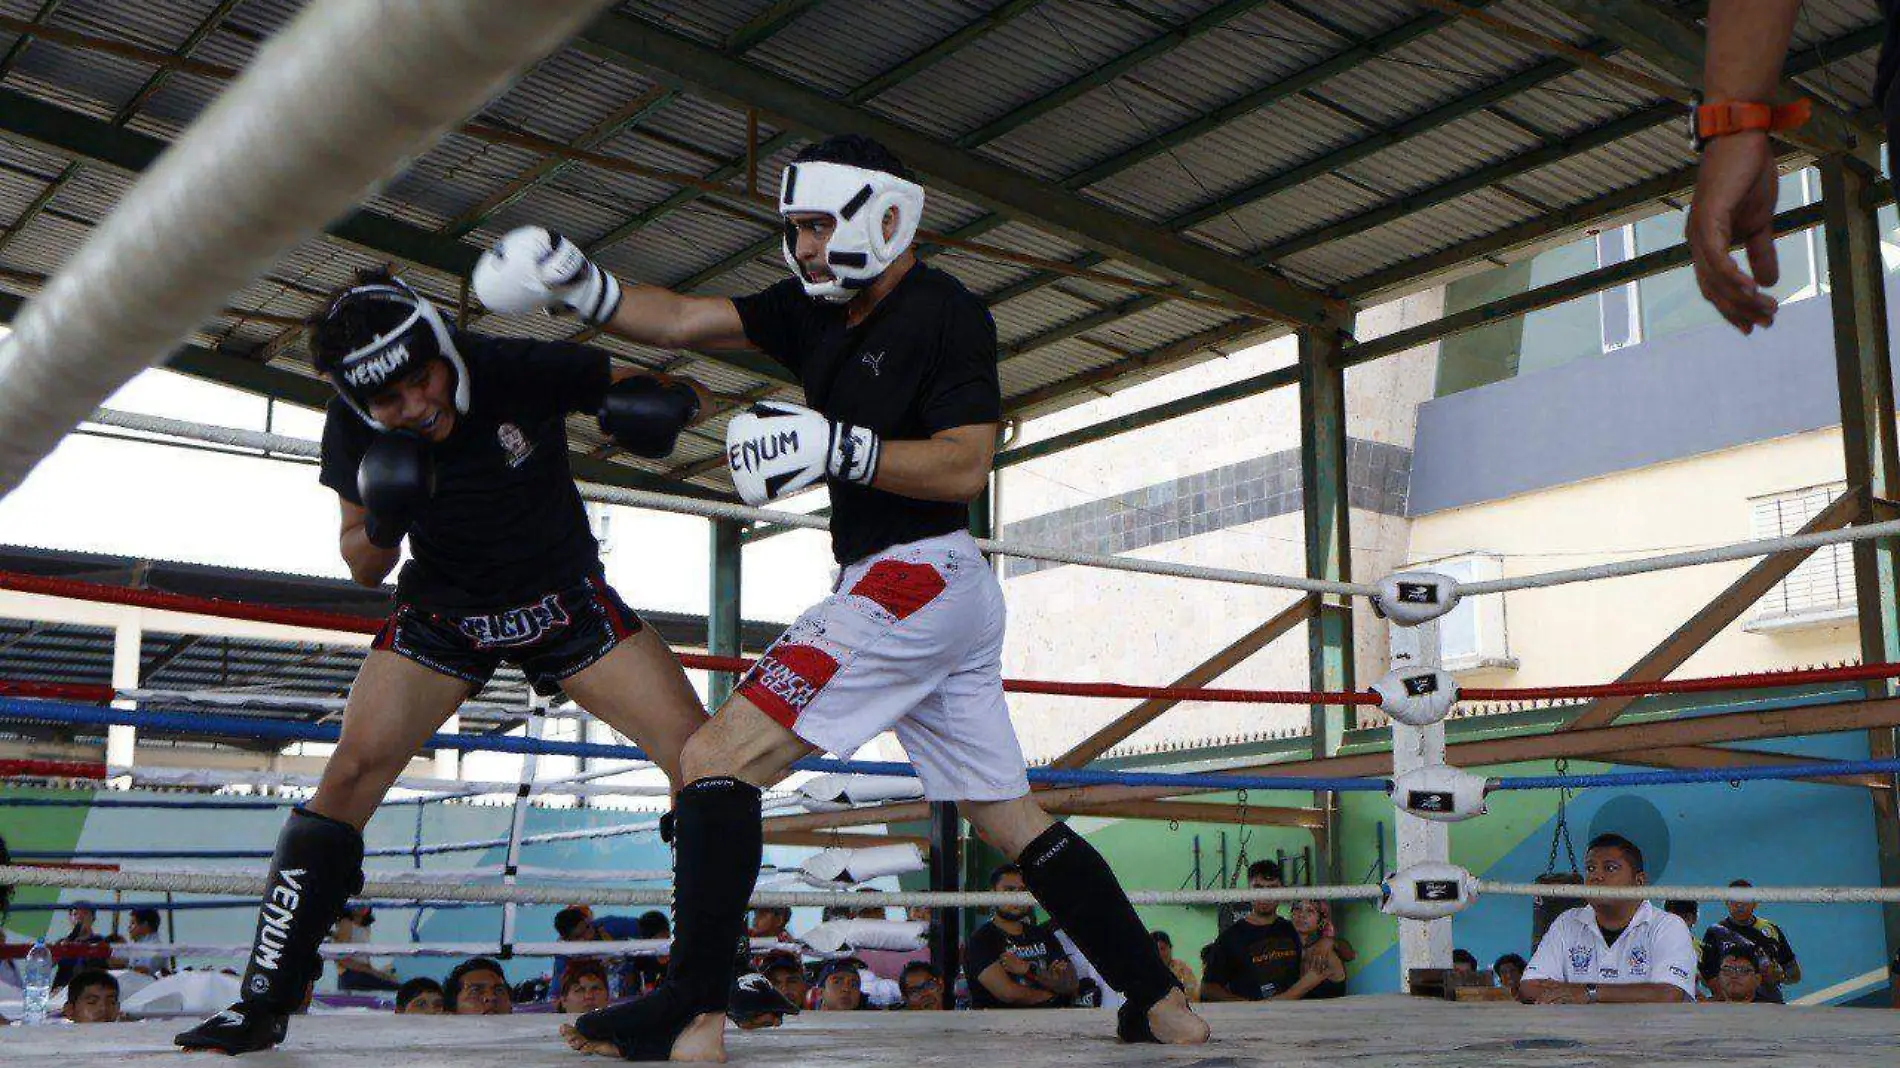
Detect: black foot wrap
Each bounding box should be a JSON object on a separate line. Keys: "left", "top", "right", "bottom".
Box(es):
{"left": 173, "top": 1001, "right": 289, "bottom": 1054}
{"left": 575, "top": 985, "right": 696, "bottom": 1061}
{"left": 1019, "top": 821, "right": 1180, "bottom": 1037}
{"left": 666, "top": 776, "right": 763, "bottom": 1013}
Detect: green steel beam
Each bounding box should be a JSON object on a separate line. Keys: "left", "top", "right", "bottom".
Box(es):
{"left": 994, "top": 362, "right": 1300, "bottom": 470}
{"left": 724, "top": 0, "right": 827, "bottom": 53}
{"left": 1299, "top": 328, "right": 1352, "bottom": 886}
{"left": 574, "top": 12, "right": 1342, "bottom": 329}
{"left": 707, "top": 518, "right": 745, "bottom": 708}
{"left": 951, "top": 0, "right": 1268, "bottom": 149}
{"left": 1817, "top": 152, "right": 1900, "bottom": 958}
{"left": 0, "top": 0, "right": 59, "bottom": 81}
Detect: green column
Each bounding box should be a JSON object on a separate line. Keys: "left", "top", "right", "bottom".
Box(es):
{"left": 707, "top": 518, "right": 744, "bottom": 710}
{"left": 1819, "top": 152, "right": 1900, "bottom": 954}
{"left": 1299, "top": 328, "right": 1354, "bottom": 885}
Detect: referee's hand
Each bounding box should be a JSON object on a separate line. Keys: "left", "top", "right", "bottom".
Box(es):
{"left": 1686, "top": 130, "right": 1782, "bottom": 335}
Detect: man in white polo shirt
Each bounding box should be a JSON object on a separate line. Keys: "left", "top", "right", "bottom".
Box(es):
{"left": 1520, "top": 833, "right": 1696, "bottom": 1004}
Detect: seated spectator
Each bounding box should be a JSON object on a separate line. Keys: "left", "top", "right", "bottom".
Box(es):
{"left": 1200, "top": 860, "right": 1301, "bottom": 1001}
{"left": 1702, "top": 881, "right": 1799, "bottom": 1003}
{"left": 1045, "top": 919, "right": 1110, "bottom": 1008}
{"left": 1713, "top": 949, "right": 1776, "bottom": 1005}
{"left": 395, "top": 977, "right": 445, "bottom": 1015}
{"left": 1451, "top": 948, "right": 1481, "bottom": 980}
{"left": 900, "top": 961, "right": 945, "bottom": 1010}
{"left": 816, "top": 960, "right": 865, "bottom": 1011}
{"left": 1152, "top": 931, "right": 1198, "bottom": 1001}
{"left": 1276, "top": 899, "right": 1346, "bottom": 1001}
{"left": 445, "top": 957, "right": 514, "bottom": 1015}
{"left": 334, "top": 904, "right": 401, "bottom": 992}
{"left": 852, "top": 887, "right": 887, "bottom": 921}
{"left": 1493, "top": 954, "right": 1527, "bottom": 1001}
{"left": 551, "top": 905, "right": 645, "bottom": 995}
{"left": 962, "top": 864, "right": 1075, "bottom": 1009}
{"left": 53, "top": 901, "right": 108, "bottom": 987}
{"left": 118, "top": 907, "right": 174, "bottom": 976}
{"left": 1662, "top": 900, "right": 1711, "bottom": 999}
{"left": 62, "top": 969, "right": 121, "bottom": 1023}
{"left": 556, "top": 959, "right": 612, "bottom": 1015}
{"left": 1520, "top": 834, "right": 1695, "bottom": 1004}
{"left": 729, "top": 970, "right": 800, "bottom": 1030}
{"left": 760, "top": 953, "right": 811, "bottom": 1010}
{"left": 749, "top": 905, "right": 794, "bottom": 946}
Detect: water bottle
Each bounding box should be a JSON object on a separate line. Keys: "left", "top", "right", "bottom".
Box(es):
{"left": 20, "top": 939, "right": 54, "bottom": 1025}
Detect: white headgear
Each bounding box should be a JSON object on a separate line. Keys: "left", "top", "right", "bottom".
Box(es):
{"left": 322, "top": 279, "right": 470, "bottom": 431}
{"left": 778, "top": 160, "right": 925, "bottom": 303}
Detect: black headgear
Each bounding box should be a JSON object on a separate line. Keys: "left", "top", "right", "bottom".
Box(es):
{"left": 320, "top": 278, "right": 468, "bottom": 430}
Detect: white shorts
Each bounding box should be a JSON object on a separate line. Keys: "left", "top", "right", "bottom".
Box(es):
{"left": 735, "top": 530, "right": 1030, "bottom": 802}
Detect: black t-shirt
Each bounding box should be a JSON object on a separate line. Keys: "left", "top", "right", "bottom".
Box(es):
{"left": 319, "top": 334, "right": 611, "bottom": 611}
{"left": 1202, "top": 914, "right": 1302, "bottom": 1000}
{"left": 733, "top": 263, "right": 1002, "bottom": 565}
{"left": 1701, "top": 916, "right": 1797, "bottom": 1004}
{"left": 962, "top": 918, "right": 1068, "bottom": 1009}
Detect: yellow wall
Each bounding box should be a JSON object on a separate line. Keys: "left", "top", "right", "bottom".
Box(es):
{"left": 1406, "top": 428, "right": 1856, "bottom": 688}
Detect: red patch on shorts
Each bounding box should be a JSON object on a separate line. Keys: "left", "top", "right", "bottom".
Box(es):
{"left": 847, "top": 560, "right": 946, "bottom": 621}
{"left": 738, "top": 643, "right": 841, "bottom": 729}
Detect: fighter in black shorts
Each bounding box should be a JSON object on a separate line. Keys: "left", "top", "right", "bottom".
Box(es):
{"left": 176, "top": 266, "right": 713, "bottom": 1053}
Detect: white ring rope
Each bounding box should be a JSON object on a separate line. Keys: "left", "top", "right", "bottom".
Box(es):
{"left": 107, "top": 765, "right": 673, "bottom": 800}
{"left": 46, "top": 938, "right": 789, "bottom": 960}
{"left": 0, "top": 1, "right": 617, "bottom": 498}
{"left": 10, "top": 867, "right": 1899, "bottom": 907}
{"left": 84, "top": 408, "right": 1372, "bottom": 597}
{"left": 1460, "top": 519, "right": 1900, "bottom": 595}
{"left": 121, "top": 688, "right": 559, "bottom": 722}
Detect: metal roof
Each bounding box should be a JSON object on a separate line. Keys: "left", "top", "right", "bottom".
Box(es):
{"left": 0, "top": 0, "right": 1885, "bottom": 499}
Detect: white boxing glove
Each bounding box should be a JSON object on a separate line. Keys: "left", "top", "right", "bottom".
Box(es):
{"left": 725, "top": 400, "right": 881, "bottom": 506}
{"left": 472, "top": 225, "right": 623, "bottom": 325}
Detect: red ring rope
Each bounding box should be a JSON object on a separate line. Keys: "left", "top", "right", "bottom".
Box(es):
{"left": 0, "top": 758, "right": 107, "bottom": 779}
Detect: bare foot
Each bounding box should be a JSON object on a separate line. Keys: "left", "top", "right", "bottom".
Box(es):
{"left": 667, "top": 1012, "right": 728, "bottom": 1063}
{"left": 560, "top": 1023, "right": 620, "bottom": 1057}
{"left": 1147, "top": 989, "right": 1210, "bottom": 1045}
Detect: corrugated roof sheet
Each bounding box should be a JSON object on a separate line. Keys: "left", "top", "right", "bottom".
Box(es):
{"left": 0, "top": 0, "right": 1884, "bottom": 502}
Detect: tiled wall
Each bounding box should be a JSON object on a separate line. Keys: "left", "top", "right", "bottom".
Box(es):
{"left": 1000, "top": 438, "right": 1411, "bottom": 578}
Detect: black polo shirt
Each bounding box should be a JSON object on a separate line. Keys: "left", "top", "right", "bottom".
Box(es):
{"left": 963, "top": 917, "right": 1068, "bottom": 1009}
{"left": 733, "top": 262, "right": 1002, "bottom": 565}
{"left": 1202, "top": 914, "right": 1302, "bottom": 1000}
{"left": 1700, "top": 916, "right": 1798, "bottom": 1004}
{"left": 318, "top": 334, "right": 611, "bottom": 612}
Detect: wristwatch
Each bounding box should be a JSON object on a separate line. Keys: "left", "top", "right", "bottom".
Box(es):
{"left": 1688, "top": 93, "right": 1813, "bottom": 152}
{"left": 1585, "top": 983, "right": 1600, "bottom": 1004}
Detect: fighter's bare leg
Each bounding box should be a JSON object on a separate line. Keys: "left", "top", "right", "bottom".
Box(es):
{"left": 309, "top": 650, "right": 474, "bottom": 828}
{"left": 558, "top": 626, "right": 709, "bottom": 787}
{"left": 963, "top": 795, "right": 1210, "bottom": 1046}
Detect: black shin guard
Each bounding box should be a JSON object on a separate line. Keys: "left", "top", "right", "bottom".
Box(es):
{"left": 1020, "top": 822, "right": 1178, "bottom": 1031}
{"left": 666, "top": 776, "right": 762, "bottom": 1010}
{"left": 239, "top": 806, "right": 365, "bottom": 1009}
{"left": 175, "top": 807, "right": 362, "bottom": 1052}
{"left": 577, "top": 777, "right": 761, "bottom": 1060}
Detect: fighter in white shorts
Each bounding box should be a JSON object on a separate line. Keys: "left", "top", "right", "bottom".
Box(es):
{"left": 473, "top": 133, "right": 1209, "bottom": 1062}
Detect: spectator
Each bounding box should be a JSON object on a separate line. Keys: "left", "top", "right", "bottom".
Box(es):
{"left": 1152, "top": 931, "right": 1198, "bottom": 1001}
{"left": 395, "top": 977, "right": 445, "bottom": 1015}
{"left": 1275, "top": 899, "right": 1346, "bottom": 1001}
{"left": 852, "top": 887, "right": 887, "bottom": 921}
{"left": 556, "top": 959, "right": 612, "bottom": 1015}
{"left": 1493, "top": 954, "right": 1527, "bottom": 1001}
{"left": 0, "top": 832, "right": 15, "bottom": 991}
{"left": 1451, "top": 948, "right": 1480, "bottom": 979}
{"left": 53, "top": 901, "right": 108, "bottom": 987}
{"left": 626, "top": 910, "right": 672, "bottom": 992}
{"left": 729, "top": 970, "right": 800, "bottom": 1030}
{"left": 117, "top": 907, "right": 173, "bottom": 976}
{"left": 816, "top": 960, "right": 865, "bottom": 1011}
{"left": 1713, "top": 949, "right": 1776, "bottom": 1005}
{"left": 62, "top": 969, "right": 121, "bottom": 1023}
{"left": 1519, "top": 834, "right": 1695, "bottom": 1004}
{"left": 1200, "top": 860, "right": 1301, "bottom": 1001}
{"left": 445, "top": 957, "right": 514, "bottom": 1015}
{"left": 749, "top": 905, "right": 794, "bottom": 944}
{"left": 334, "top": 904, "right": 401, "bottom": 992}
{"left": 900, "top": 961, "right": 946, "bottom": 1010}
{"left": 1702, "top": 881, "right": 1799, "bottom": 1003}
{"left": 761, "top": 954, "right": 811, "bottom": 1010}
{"left": 1661, "top": 900, "right": 1709, "bottom": 998}
{"left": 962, "top": 864, "right": 1075, "bottom": 1008}
{"left": 551, "top": 905, "right": 645, "bottom": 996}
{"left": 1889, "top": 946, "right": 1899, "bottom": 1009}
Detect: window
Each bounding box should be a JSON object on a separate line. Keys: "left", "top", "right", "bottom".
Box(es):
{"left": 1390, "top": 554, "right": 1517, "bottom": 674}
{"left": 1746, "top": 483, "right": 1856, "bottom": 630}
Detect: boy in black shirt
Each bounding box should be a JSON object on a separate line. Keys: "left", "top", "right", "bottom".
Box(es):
{"left": 1200, "top": 861, "right": 1302, "bottom": 1001}
{"left": 477, "top": 135, "right": 1206, "bottom": 1059}
{"left": 963, "top": 865, "right": 1075, "bottom": 1009}
{"left": 176, "top": 269, "right": 713, "bottom": 1054}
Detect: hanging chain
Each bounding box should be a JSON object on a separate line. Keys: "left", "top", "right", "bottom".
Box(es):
{"left": 1545, "top": 757, "right": 1581, "bottom": 876}
{"left": 1230, "top": 788, "right": 1253, "bottom": 885}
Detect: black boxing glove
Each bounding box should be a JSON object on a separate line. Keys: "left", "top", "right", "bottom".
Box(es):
{"left": 357, "top": 433, "right": 435, "bottom": 549}
{"left": 598, "top": 376, "right": 700, "bottom": 459}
